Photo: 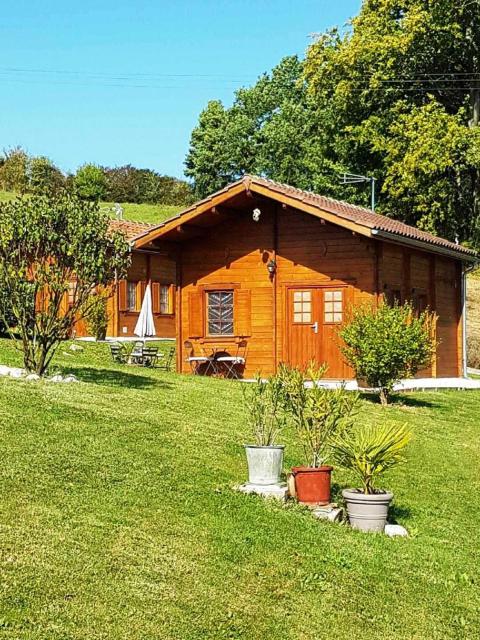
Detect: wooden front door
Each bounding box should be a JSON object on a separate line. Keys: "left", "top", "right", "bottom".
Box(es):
{"left": 286, "top": 286, "right": 351, "bottom": 378}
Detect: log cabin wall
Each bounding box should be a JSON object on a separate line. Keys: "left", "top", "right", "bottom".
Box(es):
{"left": 379, "top": 243, "right": 462, "bottom": 377}
{"left": 178, "top": 203, "right": 378, "bottom": 378}
{"left": 76, "top": 250, "right": 177, "bottom": 338}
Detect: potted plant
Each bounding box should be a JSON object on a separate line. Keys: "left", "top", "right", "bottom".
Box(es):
{"left": 242, "top": 373, "right": 286, "bottom": 486}
{"left": 331, "top": 422, "right": 412, "bottom": 532}
{"left": 279, "top": 362, "right": 358, "bottom": 506}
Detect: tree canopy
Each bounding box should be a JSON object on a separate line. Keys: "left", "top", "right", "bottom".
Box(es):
{"left": 185, "top": 0, "right": 480, "bottom": 246}
{"left": 0, "top": 194, "right": 130, "bottom": 375}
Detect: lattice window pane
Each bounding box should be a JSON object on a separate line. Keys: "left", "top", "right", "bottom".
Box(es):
{"left": 207, "top": 290, "right": 234, "bottom": 335}
{"left": 324, "top": 290, "right": 343, "bottom": 324}
{"left": 127, "top": 281, "right": 137, "bottom": 311}
{"left": 292, "top": 290, "right": 312, "bottom": 324}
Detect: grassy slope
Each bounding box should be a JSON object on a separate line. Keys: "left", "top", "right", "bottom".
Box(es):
{"left": 0, "top": 190, "right": 183, "bottom": 224}
{"left": 0, "top": 340, "right": 479, "bottom": 639}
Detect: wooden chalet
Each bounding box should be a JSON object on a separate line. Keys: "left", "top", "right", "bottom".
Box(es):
{"left": 75, "top": 220, "right": 177, "bottom": 340}
{"left": 99, "top": 177, "right": 477, "bottom": 378}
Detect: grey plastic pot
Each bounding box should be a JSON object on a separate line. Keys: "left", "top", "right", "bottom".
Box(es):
{"left": 244, "top": 445, "right": 284, "bottom": 486}
{"left": 342, "top": 488, "right": 393, "bottom": 533}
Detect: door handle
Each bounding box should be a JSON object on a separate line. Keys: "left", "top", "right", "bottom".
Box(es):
{"left": 311, "top": 321, "right": 318, "bottom": 334}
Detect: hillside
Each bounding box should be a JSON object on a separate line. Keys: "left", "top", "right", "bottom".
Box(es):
{"left": 0, "top": 190, "right": 183, "bottom": 224}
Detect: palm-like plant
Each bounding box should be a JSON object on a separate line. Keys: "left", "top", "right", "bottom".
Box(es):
{"left": 331, "top": 422, "right": 412, "bottom": 494}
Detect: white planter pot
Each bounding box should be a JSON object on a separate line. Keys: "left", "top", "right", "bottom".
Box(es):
{"left": 244, "top": 445, "right": 284, "bottom": 486}
{"left": 342, "top": 488, "right": 394, "bottom": 533}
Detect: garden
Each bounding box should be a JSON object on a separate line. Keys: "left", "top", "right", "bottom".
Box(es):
{"left": 0, "top": 337, "right": 479, "bottom": 639}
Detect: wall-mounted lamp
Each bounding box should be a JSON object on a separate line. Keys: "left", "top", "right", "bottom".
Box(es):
{"left": 252, "top": 208, "right": 261, "bottom": 222}
{"left": 267, "top": 259, "right": 277, "bottom": 276}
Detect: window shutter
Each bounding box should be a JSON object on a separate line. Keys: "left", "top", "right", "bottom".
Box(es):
{"left": 188, "top": 291, "right": 204, "bottom": 337}
{"left": 118, "top": 280, "right": 128, "bottom": 312}
{"left": 152, "top": 282, "right": 160, "bottom": 314}
{"left": 234, "top": 289, "right": 251, "bottom": 336}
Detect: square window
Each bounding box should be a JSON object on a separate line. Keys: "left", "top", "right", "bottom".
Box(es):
{"left": 333, "top": 291, "right": 343, "bottom": 301}
{"left": 324, "top": 291, "right": 334, "bottom": 302}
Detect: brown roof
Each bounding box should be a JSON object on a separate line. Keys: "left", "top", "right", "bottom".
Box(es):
{"left": 133, "top": 176, "right": 477, "bottom": 261}
{"left": 109, "top": 218, "right": 157, "bottom": 241}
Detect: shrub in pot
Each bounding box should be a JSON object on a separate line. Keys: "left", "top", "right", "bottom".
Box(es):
{"left": 331, "top": 421, "right": 411, "bottom": 532}
{"left": 242, "top": 373, "right": 286, "bottom": 486}
{"left": 279, "top": 362, "right": 358, "bottom": 506}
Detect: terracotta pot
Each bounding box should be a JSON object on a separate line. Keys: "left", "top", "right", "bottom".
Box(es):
{"left": 291, "top": 466, "right": 333, "bottom": 506}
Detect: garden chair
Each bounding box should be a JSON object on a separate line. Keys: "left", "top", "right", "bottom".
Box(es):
{"left": 215, "top": 340, "right": 247, "bottom": 379}
{"left": 141, "top": 346, "right": 159, "bottom": 367}
{"left": 129, "top": 340, "right": 145, "bottom": 365}
{"left": 184, "top": 340, "right": 216, "bottom": 375}
{"left": 109, "top": 342, "right": 128, "bottom": 364}
{"left": 158, "top": 346, "right": 175, "bottom": 371}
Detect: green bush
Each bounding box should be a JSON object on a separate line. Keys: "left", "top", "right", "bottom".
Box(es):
{"left": 331, "top": 422, "right": 412, "bottom": 494}
{"left": 85, "top": 290, "right": 110, "bottom": 341}
{"left": 278, "top": 362, "right": 359, "bottom": 468}
{"left": 340, "top": 300, "right": 436, "bottom": 405}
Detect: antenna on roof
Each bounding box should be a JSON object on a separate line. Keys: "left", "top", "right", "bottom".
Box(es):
{"left": 339, "top": 172, "right": 376, "bottom": 211}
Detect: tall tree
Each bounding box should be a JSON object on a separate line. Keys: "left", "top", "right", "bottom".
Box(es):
{"left": 0, "top": 194, "right": 129, "bottom": 375}
{"left": 0, "top": 147, "right": 29, "bottom": 193}
{"left": 304, "top": 0, "right": 480, "bottom": 243}
{"left": 28, "top": 156, "right": 65, "bottom": 195}
{"left": 74, "top": 163, "right": 107, "bottom": 201}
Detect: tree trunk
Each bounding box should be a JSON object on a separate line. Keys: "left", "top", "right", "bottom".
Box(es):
{"left": 379, "top": 388, "right": 389, "bottom": 406}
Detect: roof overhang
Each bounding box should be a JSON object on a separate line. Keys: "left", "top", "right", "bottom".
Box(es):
{"left": 131, "top": 176, "right": 477, "bottom": 263}
{"left": 371, "top": 229, "right": 478, "bottom": 264}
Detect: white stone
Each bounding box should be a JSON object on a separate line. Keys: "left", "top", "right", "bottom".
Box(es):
{"left": 9, "top": 368, "right": 25, "bottom": 378}
{"left": 0, "top": 365, "right": 11, "bottom": 376}
{"left": 69, "top": 343, "right": 84, "bottom": 352}
{"left": 25, "top": 373, "right": 41, "bottom": 381}
{"left": 311, "top": 505, "right": 344, "bottom": 523}
{"left": 63, "top": 375, "right": 79, "bottom": 383}
{"left": 49, "top": 374, "right": 64, "bottom": 383}
{"left": 237, "top": 482, "right": 288, "bottom": 500}
{"left": 384, "top": 524, "right": 408, "bottom": 537}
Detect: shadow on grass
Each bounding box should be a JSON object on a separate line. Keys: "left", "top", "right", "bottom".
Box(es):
{"left": 359, "top": 392, "right": 437, "bottom": 408}
{"left": 388, "top": 503, "right": 412, "bottom": 523}
{"left": 67, "top": 366, "right": 170, "bottom": 389}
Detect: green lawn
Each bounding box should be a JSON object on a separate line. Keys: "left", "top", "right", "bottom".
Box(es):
{"left": 0, "top": 339, "right": 479, "bottom": 639}
{"left": 0, "top": 191, "right": 183, "bottom": 224}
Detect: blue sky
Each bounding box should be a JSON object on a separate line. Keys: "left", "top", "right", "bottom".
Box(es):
{"left": 0, "top": 1, "right": 360, "bottom": 179}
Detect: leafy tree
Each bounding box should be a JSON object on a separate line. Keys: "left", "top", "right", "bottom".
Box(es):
{"left": 304, "top": 0, "right": 480, "bottom": 243}
{"left": 185, "top": 100, "right": 235, "bottom": 197}
{"left": 339, "top": 300, "right": 436, "bottom": 405}
{"left": 103, "top": 165, "right": 193, "bottom": 205}
{"left": 74, "top": 163, "right": 107, "bottom": 201}
{"left": 28, "top": 156, "right": 65, "bottom": 195}
{"left": 0, "top": 147, "right": 29, "bottom": 193}
{"left": 187, "top": 3, "right": 480, "bottom": 245}
{"left": 0, "top": 194, "right": 129, "bottom": 375}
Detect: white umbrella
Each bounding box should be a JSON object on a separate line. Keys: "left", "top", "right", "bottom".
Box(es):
{"left": 134, "top": 283, "right": 156, "bottom": 339}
